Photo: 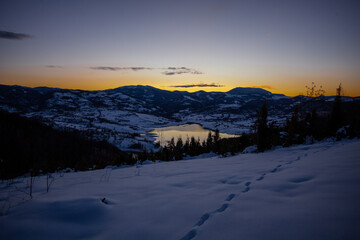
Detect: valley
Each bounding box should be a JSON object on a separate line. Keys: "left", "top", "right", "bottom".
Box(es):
{"left": 2, "top": 84, "right": 355, "bottom": 151}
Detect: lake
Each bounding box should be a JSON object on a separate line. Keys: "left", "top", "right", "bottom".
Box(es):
{"left": 149, "top": 124, "right": 239, "bottom": 146}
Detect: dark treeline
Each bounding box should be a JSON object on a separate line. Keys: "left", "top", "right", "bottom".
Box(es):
{"left": 0, "top": 110, "right": 134, "bottom": 179}
{"left": 277, "top": 84, "right": 360, "bottom": 149}
{"left": 139, "top": 84, "right": 360, "bottom": 162}
{"left": 137, "top": 132, "right": 252, "bottom": 162}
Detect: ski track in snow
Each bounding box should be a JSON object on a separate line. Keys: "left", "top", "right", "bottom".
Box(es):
{"left": 179, "top": 151, "right": 310, "bottom": 240}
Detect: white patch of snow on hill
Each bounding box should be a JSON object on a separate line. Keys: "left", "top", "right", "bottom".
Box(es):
{"left": 184, "top": 95, "right": 200, "bottom": 102}
{"left": 219, "top": 104, "right": 240, "bottom": 109}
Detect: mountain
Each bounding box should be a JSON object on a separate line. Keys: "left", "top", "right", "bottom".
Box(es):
{"left": 227, "top": 87, "right": 273, "bottom": 96}
{"left": 0, "top": 84, "right": 358, "bottom": 151}
{"left": 0, "top": 84, "right": 297, "bottom": 120}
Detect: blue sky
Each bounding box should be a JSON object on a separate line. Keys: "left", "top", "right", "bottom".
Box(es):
{"left": 1, "top": 0, "right": 359, "bottom": 96}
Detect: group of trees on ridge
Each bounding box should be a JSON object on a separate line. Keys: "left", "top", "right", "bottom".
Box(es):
{"left": 0, "top": 111, "right": 134, "bottom": 179}
{"left": 138, "top": 84, "right": 360, "bottom": 161}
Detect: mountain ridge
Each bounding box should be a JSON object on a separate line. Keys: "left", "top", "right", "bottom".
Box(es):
{"left": 1, "top": 84, "right": 282, "bottom": 96}
{"left": 1, "top": 83, "right": 359, "bottom": 151}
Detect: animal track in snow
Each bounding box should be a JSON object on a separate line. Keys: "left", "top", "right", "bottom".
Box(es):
{"left": 270, "top": 164, "right": 282, "bottom": 173}
{"left": 179, "top": 203, "right": 230, "bottom": 239}
{"left": 256, "top": 173, "right": 266, "bottom": 181}
{"left": 226, "top": 193, "right": 236, "bottom": 201}
{"left": 180, "top": 155, "right": 307, "bottom": 240}
{"left": 180, "top": 229, "right": 197, "bottom": 240}
{"left": 181, "top": 202, "right": 230, "bottom": 239}
{"left": 289, "top": 176, "right": 313, "bottom": 183}
{"left": 216, "top": 203, "right": 229, "bottom": 213}
{"left": 242, "top": 182, "right": 251, "bottom": 192}
{"left": 196, "top": 213, "right": 210, "bottom": 227}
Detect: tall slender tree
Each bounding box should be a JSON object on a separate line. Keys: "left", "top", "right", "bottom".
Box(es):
{"left": 329, "top": 84, "right": 343, "bottom": 134}
{"left": 174, "top": 137, "right": 183, "bottom": 160}
{"left": 255, "top": 100, "right": 270, "bottom": 152}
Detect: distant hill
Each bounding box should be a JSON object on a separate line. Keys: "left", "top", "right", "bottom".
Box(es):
{"left": 1, "top": 84, "right": 359, "bottom": 151}
{"left": 1, "top": 84, "right": 357, "bottom": 116}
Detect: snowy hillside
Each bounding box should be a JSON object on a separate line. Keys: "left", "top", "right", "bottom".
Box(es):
{"left": 1, "top": 139, "right": 359, "bottom": 239}
{"left": 2, "top": 84, "right": 358, "bottom": 151}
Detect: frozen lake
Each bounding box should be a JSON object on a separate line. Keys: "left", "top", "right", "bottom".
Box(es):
{"left": 149, "top": 124, "right": 239, "bottom": 146}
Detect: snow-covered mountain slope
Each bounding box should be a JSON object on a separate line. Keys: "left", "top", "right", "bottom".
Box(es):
{"left": 1, "top": 139, "right": 359, "bottom": 239}
{"left": 1, "top": 84, "right": 359, "bottom": 151}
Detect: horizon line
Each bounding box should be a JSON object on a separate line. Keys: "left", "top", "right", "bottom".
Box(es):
{"left": 1, "top": 83, "right": 359, "bottom": 98}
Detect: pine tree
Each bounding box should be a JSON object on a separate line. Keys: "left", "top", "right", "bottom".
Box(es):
{"left": 255, "top": 100, "right": 270, "bottom": 152}
{"left": 169, "top": 137, "right": 175, "bottom": 151}
{"left": 206, "top": 131, "right": 213, "bottom": 151}
{"left": 214, "top": 129, "right": 220, "bottom": 143}
{"left": 175, "top": 137, "right": 183, "bottom": 160}
{"left": 329, "top": 84, "right": 343, "bottom": 134}
{"left": 213, "top": 129, "right": 220, "bottom": 153}
{"left": 284, "top": 106, "right": 299, "bottom": 146}
{"left": 189, "top": 137, "right": 197, "bottom": 156}
{"left": 183, "top": 137, "right": 190, "bottom": 155}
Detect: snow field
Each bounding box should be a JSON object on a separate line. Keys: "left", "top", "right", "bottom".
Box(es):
{"left": 1, "top": 139, "right": 360, "bottom": 240}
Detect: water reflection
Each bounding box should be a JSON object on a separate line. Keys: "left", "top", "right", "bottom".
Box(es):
{"left": 149, "top": 124, "right": 239, "bottom": 146}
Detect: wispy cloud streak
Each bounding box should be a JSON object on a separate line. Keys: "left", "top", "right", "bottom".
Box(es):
{"left": 161, "top": 67, "right": 203, "bottom": 75}
{"left": 90, "top": 66, "right": 153, "bottom": 71}
{"left": 0, "top": 30, "right": 33, "bottom": 40}
{"left": 45, "top": 65, "right": 63, "bottom": 68}
{"left": 90, "top": 66, "right": 203, "bottom": 75}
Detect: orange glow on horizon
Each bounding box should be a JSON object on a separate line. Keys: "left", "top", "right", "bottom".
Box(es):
{"left": 0, "top": 69, "right": 359, "bottom": 97}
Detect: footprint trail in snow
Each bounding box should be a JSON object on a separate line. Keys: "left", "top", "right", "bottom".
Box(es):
{"left": 179, "top": 153, "right": 306, "bottom": 240}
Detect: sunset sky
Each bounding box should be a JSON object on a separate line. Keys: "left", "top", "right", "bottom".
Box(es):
{"left": 1, "top": 0, "right": 359, "bottom": 96}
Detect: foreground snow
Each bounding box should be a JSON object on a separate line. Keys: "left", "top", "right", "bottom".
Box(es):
{"left": 1, "top": 139, "right": 360, "bottom": 239}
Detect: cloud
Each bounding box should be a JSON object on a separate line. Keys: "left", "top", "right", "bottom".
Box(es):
{"left": 248, "top": 85, "right": 276, "bottom": 90}
{"left": 90, "top": 66, "right": 153, "bottom": 71}
{"left": 91, "top": 66, "right": 203, "bottom": 75}
{"left": 161, "top": 67, "right": 203, "bottom": 75}
{"left": 91, "top": 66, "right": 124, "bottom": 71}
{"left": 130, "top": 67, "right": 153, "bottom": 71}
{"left": 45, "top": 65, "right": 63, "bottom": 68}
{"left": 170, "top": 83, "right": 224, "bottom": 88}
{"left": 0, "top": 30, "right": 33, "bottom": 40}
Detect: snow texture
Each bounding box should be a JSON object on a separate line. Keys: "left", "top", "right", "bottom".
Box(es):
{"left": 1, "top": 139, "right": 360, "bottom": 239}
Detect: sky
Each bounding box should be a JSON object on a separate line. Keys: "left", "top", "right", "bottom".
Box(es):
{"left": 0, "top": 0, "right": 359, "bottom": 96}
